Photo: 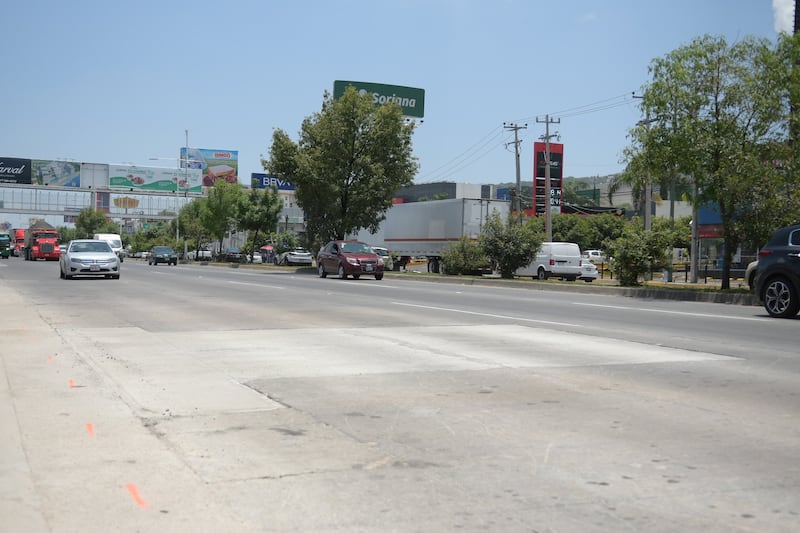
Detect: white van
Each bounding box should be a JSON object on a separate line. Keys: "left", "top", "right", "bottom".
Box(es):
{"left": 93, "top": 233, "right": 124, "bottom": 262}
{"left": 516, "top": 242, "right": 582, "bottom": 281}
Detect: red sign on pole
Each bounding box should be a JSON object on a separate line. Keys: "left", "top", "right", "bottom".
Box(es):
{"left": 532, "top": 142, "right": 564, "bottom": 216}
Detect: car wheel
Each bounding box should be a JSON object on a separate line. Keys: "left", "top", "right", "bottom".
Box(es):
{"left": 352, "top": 274, "right": 361, "bottom": 279}
{"left": 375, "top": 273, "right": 383, "bottom": 280}
{"left": 112, "top": 274, "right": 120, "bottom": 280}
{"left": 338, "top": 264, "right": 347, "bottom": 279}
{"left": 318, "top": 264, "right": 327, "bottom": 278}
{"left": 537, "top": 268, "right": 549, "bottom": 280}
{"left": 59, "top": 268, "right": 65, "bottom": 279}
{"left": 763, "top": 276, "right": 800, "bottom": 318}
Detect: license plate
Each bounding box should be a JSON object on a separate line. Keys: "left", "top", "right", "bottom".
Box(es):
{"left": 90, "top": 264, "right": 100, "bottom": 271}
{"left": 365, "top": 264, "right": 374, "bottom": 272}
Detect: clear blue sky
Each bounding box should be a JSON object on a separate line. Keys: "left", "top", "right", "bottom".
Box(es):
{"left": 2, "top": 0, "right": 790, "bottom": 186}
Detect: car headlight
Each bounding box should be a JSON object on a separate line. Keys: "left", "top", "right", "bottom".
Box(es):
{"left": 346, "top": 257, "right": 359, "bottom": 265}
{"left": 377, "top": 257, "right": 384, "bottom": 265}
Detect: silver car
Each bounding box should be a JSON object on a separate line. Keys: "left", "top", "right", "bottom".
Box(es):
{"left": 60, "top": 239, "right": 121, "bottom": 280}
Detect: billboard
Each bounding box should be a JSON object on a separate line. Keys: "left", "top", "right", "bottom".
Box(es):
{"left": 251, "top": 173, "right": 296, "bottom": 191}
{"left": 33, "top": 159, "right": 80, "bottom": 187}
{"left": 0, "top": 157, "right": 32, "bottom": 184}
{"left": 109, "top": 164, "right": 203, "bottom": 193}
{"left": 180, "top": 148, "right": 239, "bottom": 187}
{"left": 333, "top": 81, "right": 425, "bottom": 118}
{"left": 532, "top": 142, "right": 564, "bottom": 216}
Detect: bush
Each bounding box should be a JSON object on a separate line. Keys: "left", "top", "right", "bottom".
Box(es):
{"left": 607, "top": 219, "right": 672, "bottom": 286}
{"left": 480, "top": 214, "right": 543, "bottom": 279}
{"left": 441, "top": 238, "right": 489, "bottom": 275}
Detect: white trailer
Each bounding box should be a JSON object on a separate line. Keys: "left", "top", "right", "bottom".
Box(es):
{"left": 353, "top": 198, "right": 510, "bottom": 272}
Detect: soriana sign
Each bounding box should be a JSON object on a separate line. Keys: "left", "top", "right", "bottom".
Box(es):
{"left": 532, "top": 142, "right": 564, "bottom": 216}
{"left": 333, "top": 81, "right": 425, "bottom": 118}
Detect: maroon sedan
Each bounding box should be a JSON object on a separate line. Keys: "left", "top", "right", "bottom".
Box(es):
{"left": 317, "top": 240, "right": 385, "bottom": 280}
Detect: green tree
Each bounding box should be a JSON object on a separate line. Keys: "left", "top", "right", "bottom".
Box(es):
{"left": 179, "top": 197, "right": 212, "bottom": 254}
{"left": 634, "top": 34, "right": 795, "bottom": 289}
{"left": 201, "top": 180, "right": 245, "bottom": 256}
{"left": 607, "top": 218, "right": 672, "bottom": 286}
{"left": 480, "top": 213, "right": 543, "bottom": 278}
{"left": 75, "top": 208, "right": 108, "bottom": 238}
{"left": 237, "top": 187, "right": 282, "bottom": 262}
{"left": 265, "top": 86, "right": 418, "bottom": 246}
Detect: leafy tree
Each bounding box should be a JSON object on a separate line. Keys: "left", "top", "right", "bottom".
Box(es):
{"left": 265, "top": 86, "right": 418, "bottom": 247}
{"left": 607, "top": 218, "right": 672, "bottom": 286}
{"left": 75, "top": 208, "right": 109, "bottom": 238}
{"left": 633, "top": 34, "right": 796, "bottom": 288}
{"left": 201, "top": 180, "right": 245, "bottom": 256}
{"left": 179, "top": 197, "right": 212, "bottom": 253}
{"left": 237, "top": 187, "right": 282, "bottom": 263}
{"left": 480, "top": 213, "right": 543, "bottom": 278}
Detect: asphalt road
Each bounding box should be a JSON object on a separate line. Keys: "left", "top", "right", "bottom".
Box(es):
{"left": 1, "top": 257, "right": 798, "bottom": 532}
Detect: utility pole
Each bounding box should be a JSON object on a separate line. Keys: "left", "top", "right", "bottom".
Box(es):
{"left": 536, "top": 114, "right": 560, "bottom": 241}
{"left": 503, "top": 122, "right": 527, "bottom": 223}
{"left": 632, "top": 93, "right": 653, "bottom": 231}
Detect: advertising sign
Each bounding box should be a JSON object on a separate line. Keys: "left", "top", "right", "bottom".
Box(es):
{"left": 532, "top": 142, "right": 564, "bottom": 216}
{"left": 180, "top": 148, "right": 239, "bottom": 187}
{"left": 33, "top": 160, "right": 80, "bottom": 187}
{"left": 109, "top": 164, "right": 203, "bottom": 193}
{"left": 333, "top": 81, "right": 425, "bottom": 118}
{"left": 251, "top": 173, "right": 296, "bottom": 191}
{"left": 0, "top": 157, "right": 32, "bottom": 184}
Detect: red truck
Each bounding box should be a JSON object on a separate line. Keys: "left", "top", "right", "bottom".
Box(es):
{"left": 13, "top": 228, "right": 25, "bottom": 257}
{"left": 24, "top": 221, "right": 61, "bottom": 261}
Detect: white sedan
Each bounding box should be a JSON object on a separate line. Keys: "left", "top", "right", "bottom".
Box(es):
{"left": 60, "top": 239, "right": 121, "bottom": 280}
{"left": 579, "top": 259, "right": 598, "bottom": 282}
{"left": 274, "top": 248, "right": 313, "bottom": 266}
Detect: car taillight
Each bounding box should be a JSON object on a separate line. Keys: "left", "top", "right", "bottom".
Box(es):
{"left": 758, "top": 249, "right": 774, "bottom": 258}
{"left": 549, "top": 258, "right": 555, "bottom": 266}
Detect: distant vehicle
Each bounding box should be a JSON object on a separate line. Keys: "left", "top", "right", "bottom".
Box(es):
{"left": 187, "top": 248, "right": 212, "bottom": 261}
{"left": 24, "top": 221, "right": 61, "bottom": 261}
{"left": 275, "top": 248, "right": 313, "bottom": 266}
{"left": 222, "top": 247, "right": 243, "bottom": 262}
{"left": 0, "top": 231, "right": 11, "bottom": 258}
{"left": 93, "top": 233, "right": 124, "bottom": 262}
{"left": 516, "top": 242, "right": 583, "bottom": 281}
{"left": 371, "top": 246, "right": 394, "bottom": 271}
{"left": 317, "top": 240, "right": 384, "bottom": 280}
{"left": 754, "top": 223, "right": 800, "bottom": 318}
{"left": 148, "top": 245, "right": 178, "bottom": 266}
{"left": 581, "top": 249, "right": 605, "bottom": 264}
{"left": 60, "top": 239, "right": 120, "bottom": 280}
{"left": 579, "top": 259, "right": 598, "bottom": 282}
{"left": 350, "top": 198, "right": 510, "bottom": 273}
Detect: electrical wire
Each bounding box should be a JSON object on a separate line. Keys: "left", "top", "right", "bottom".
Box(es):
{"left": 416, "top": 93, "right": 636, "bottom": 182}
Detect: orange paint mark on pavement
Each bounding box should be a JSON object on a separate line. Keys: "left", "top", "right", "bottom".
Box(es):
{"left": 125, "top": 484, "right": 148, "bottom": 508}
{"left": 68, "top": 379, "right": 76, "bottom": 388}
{"left": 85, "top": 423, "right": 94, "bottom": 437}
{"left": 48, "top": 355, "right": 54, "bottom": 362}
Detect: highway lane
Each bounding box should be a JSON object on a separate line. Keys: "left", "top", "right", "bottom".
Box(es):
{"left": 1, "top": 257, "right": 798, "bottom": 532}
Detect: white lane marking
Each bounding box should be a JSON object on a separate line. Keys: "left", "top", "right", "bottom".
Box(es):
{"left": 228, "top": 281, "right": 285, "bottom": 290}
{"left": 393, "top": 302, "right": 583, "bottom": 327}
{"left": 574, "top": 302, "right": 765, "bottom": 321}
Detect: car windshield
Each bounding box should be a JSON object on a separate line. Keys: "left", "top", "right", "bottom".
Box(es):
{"left": 154, "top": 246, "right": 174, "bottom": 254}
{"left": 72, "top": 241, "right": 112, "bottom": 253}
{"left": 341, "top": 242, "right": 372, "bottom": 253}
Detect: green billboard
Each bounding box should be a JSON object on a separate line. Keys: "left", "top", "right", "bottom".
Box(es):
{"left": 333, "top": 80, "right": 425, "bottom": 118}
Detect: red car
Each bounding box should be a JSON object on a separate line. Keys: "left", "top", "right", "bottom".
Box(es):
{"left": 317, "top": 240, "right": 385, "bottom": 280}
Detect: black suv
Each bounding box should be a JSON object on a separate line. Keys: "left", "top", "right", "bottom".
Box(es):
{"left": 148, "top": 245, "right": 178, "bottom": 266}
{"left": 754, "top": 223, "right": 800, "bottom": 318}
